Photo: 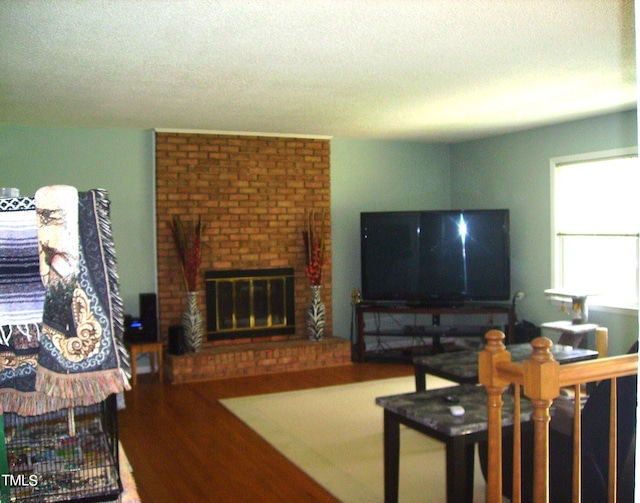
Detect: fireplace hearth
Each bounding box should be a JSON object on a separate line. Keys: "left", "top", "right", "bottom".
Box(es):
{"left": 205, "top": 268, "right": 295, "bottom": 341}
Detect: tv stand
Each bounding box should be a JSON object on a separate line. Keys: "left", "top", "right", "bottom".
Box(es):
{"left": 355, "top": 302, "right": 515, "bottom": 363}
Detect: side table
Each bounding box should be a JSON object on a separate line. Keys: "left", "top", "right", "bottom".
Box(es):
{"left": 413, "top": 342, "right": 599, "bottom": 391}
{"left": 127, "top": 341, "right": 164, "bottom": 385}
{"left": 376, "top": 384, "right": 533, "bottom": 503}
{"left": 541, "top": 321, "right": 605, "bottom": 355}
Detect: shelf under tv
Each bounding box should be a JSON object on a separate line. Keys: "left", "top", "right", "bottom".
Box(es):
{"left": 354, "top": 302, "right": 515, "bottom": 363}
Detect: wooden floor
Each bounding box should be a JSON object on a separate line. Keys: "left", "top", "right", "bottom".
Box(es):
{"left": 118, "top": 362, "right": 414, "bottom": 502}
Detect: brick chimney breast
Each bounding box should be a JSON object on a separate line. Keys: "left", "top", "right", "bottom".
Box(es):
{"left": 155, "top": 133, "right": 331, "bottom": 346}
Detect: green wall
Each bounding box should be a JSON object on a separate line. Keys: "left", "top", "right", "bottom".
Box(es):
{"left": 3, "top": 114, "right": 637, "bottom": 353}
{"left": 450, "top": 110, "right": 639, "bottom": 355}
{"left": 1, "top": 126, "right": 156, "bottom": 315}
{"left": 330, "top": 139, "right": 451, "bottom": 340}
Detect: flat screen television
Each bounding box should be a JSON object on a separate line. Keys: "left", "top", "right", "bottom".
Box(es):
{"left": 360, "top": 209, "right": 510, "bottom": 305}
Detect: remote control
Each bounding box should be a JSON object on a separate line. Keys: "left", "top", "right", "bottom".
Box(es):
{"left": 448, "top": 405, "right": 465, "bottom": 416}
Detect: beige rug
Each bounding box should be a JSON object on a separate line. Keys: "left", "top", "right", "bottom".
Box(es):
{"left": 221, "top": 375, "right": 490, "bottom": 503}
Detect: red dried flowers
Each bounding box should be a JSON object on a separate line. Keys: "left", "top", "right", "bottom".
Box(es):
{"left": 170, "top": 215, "right": 206, "bottom": 292}
{"left": 303, "top": 209, "right": 326, "bottom": 286}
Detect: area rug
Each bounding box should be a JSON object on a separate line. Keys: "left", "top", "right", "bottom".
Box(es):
{"left": 221, "top": 375, "right": 489, "bottom": 503}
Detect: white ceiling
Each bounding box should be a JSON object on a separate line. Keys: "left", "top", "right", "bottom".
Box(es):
{"left": 1, "top": 0, "right": 637, "bottom": 142}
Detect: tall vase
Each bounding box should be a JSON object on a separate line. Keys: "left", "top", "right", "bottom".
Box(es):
{"left": 306, "top": 285, "right": 326, "bottom": 341}
{"left": 183, "top": 291, "right": 203, "bottom": 352}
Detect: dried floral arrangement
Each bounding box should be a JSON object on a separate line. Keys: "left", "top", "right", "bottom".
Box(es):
{"left": 303, "top": 209, "right": 327, "bottom": 286}
{"left": 169, "top": 215, "right": 206, "bottom": 292}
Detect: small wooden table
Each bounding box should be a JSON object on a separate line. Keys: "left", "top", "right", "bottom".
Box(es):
{"left": 127, "top": 341, "right": 164, "bottom": 385}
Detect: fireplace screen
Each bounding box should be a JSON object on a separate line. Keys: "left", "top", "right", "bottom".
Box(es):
{"left": 205, "top": 268, "right": 295, "bottom": 341}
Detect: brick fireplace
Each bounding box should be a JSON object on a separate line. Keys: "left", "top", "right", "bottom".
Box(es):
{"left": 155, "top": 133, "right": 349, "bottom": 381}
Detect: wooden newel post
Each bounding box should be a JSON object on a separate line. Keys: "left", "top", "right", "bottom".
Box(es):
{"left": 523, "top": 337, "right": 560, "bottom": 503}
{"left": 479, "top": 329, "right": 512, "bottom": 503}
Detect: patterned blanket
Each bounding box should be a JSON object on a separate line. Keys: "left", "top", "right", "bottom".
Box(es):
{"left": 0, "top": 197, "right": 45, "bottom": 329}
{"left": 0, "top": 186, "right": 130, "bottom": 415}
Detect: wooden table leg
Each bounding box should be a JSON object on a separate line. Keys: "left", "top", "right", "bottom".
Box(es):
{"left": 156, "top": 346, "right": 163, "bottom": 383}
{"left": 445, "top": 437, "right": 475, "bottom": 503}
{"left": 383, "top": 410, "right": 400, "bottom": 503}
{"left": 149, "top": 349, "right": 156, "bottom": 374}
{"left": 130, "top": 346, "right": 138, "bottom": 386}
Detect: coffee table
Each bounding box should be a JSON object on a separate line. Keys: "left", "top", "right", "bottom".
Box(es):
{"left": 376, "top": 383, "right": 533, "bottom": 503}
{"left": 413, "top": 343, "right": 598, "bottom": 391}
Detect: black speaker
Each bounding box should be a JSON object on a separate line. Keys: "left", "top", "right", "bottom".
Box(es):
{"left": 168, "top": 325, "right": 185, "bottom": 355}
{"left": 139, "top": 293, "right": 158, "bottom": 342}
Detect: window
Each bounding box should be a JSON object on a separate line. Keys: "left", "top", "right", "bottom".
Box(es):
{"left": 551, "top": 149, "right": 639, "bottom": 311}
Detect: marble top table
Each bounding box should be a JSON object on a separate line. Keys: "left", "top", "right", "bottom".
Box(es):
{"left": 376, "top": 383, "right": 533, "bottom": 503}
{"left": 413, "top": 342, "right": 598, "bottom": 391}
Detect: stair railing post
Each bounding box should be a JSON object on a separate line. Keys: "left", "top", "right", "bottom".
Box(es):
{"left": 479, "top": 329, "right": 512, "bottom": 503}
{"left": 522, "top": 337, "right": 560, "bottom": 503}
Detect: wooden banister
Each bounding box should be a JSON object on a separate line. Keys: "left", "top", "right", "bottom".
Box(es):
{"left": 596, "top": 327, "right": 609, "bottom": 358}
{"left": 524, "top": 337, "right": 559, "bottom": 503}
{"left": 478, "top": 329, "right": 512, "bottom": 502}
{"left": 512, "top": 383, "right": 523, "bottom": 503}
{"left": 608, "top": 378, "right": 618, "bottom": 503}
{"left": 557, "top": 356, "right": 638, "bottom": 386}
{"left": 572, "top": 382, "right": 582, "bottom": 503}
{"left": 479, "top": 329, "right": 638, "bottom": 503}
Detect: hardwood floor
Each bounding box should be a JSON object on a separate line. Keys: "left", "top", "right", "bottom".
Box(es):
{"left": 118, "top": 362, "right": 414, "bottom": 502}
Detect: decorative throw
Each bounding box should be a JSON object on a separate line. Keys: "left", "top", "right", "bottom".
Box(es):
{"left": 0, "top": 196, "right": 45, "bottom": 330}
{"left": 0, "top": 196, "right": 44, "bottom": 410}
{"left": 0, "top": 186, "right": 130, "bottom": 415}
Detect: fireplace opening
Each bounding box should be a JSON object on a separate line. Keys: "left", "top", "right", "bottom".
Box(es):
{"left": 205, "top": 268, "right": 295, "bottom": 341}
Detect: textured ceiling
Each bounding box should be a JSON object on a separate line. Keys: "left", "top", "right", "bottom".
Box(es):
{"left": 0, "top": 0, "right": 637, "bottom": 142}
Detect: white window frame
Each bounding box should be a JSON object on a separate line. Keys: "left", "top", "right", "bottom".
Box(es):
{"left": 550, "top": 147, "right": 639, "bottom": 316}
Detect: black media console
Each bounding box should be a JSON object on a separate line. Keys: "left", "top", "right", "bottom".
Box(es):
{"left": 355, "top": 303, "right": 515, "bottom": 363}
